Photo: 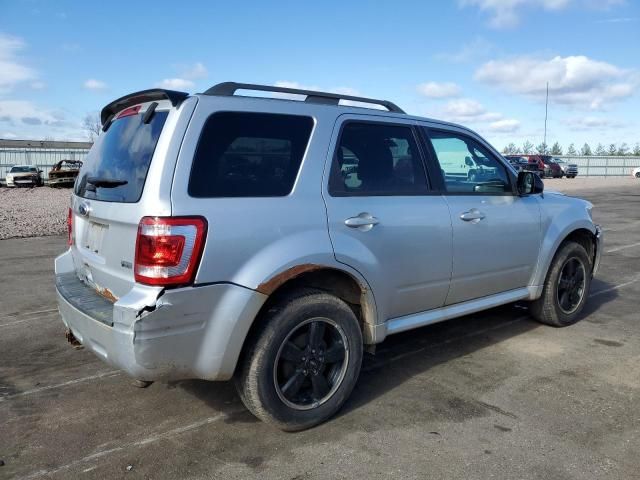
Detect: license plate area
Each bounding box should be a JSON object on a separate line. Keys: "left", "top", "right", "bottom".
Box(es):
{"left": 83, "top": 222, "right": 109, "bottom": 254}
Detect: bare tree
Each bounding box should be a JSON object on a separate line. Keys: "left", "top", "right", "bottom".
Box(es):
{"left": 617, "top": 143, "right": 629, "bottom": 156}
{"left": 522, "top": 141, "right": 534, "bottom": 154}
{"left": 503, "top": 143, "right": 517, "bottom": 154}
{"left": 82, "top": 113, "right": 101, "bottom": 142}
{"left": 633, "top": 143, "right": 640, "bottom": 156}
{"left": 536, "top": 142, "right": 547, "bottom": 154}
{"left": 608, "top": 144, "right": 617, "bottom": 155}
{"left": 595, "top": 143, "right": 606, "bottom": 155}
{"left": 550, "top": 142, "right": 562, "bottom": 155}
{"left": 581, "top": 143, "right": 592, "bottom": 156}
{"left": 566, "top": 143, "right": 577, "bottom": 156}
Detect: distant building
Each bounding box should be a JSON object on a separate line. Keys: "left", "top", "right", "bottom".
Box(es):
{"left": 0, "top": 139, "right": 92, "bottom": 179}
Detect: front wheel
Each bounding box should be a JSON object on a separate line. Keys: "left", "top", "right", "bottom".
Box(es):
{"left": 530, "top": 241, "right": 592, "bottom": 327}
{"left": 235, "top": 289, "right": 363, "bottom": 431}
{"left": 635, "top": 172, "right": 640, "bottom": 179}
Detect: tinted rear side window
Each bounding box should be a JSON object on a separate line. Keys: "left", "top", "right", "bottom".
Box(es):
{"left": 188, "top": 112, "right": 313, "bottom": 197}
{"left": 75, "top": 111, "right": 168, "bottom": 202}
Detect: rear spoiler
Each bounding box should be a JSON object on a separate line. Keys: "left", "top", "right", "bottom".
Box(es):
{"left": 100, "top": 89, "right": 189, "bottom": 126}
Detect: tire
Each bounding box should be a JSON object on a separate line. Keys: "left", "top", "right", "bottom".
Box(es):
{"left": 235, "top": 289, "right": 363, "bottom": 431}
{"left": 530, "top": 241, "right": 592, "bottom": 327}
{"left": 635, "top": 172, "right": 640, "bottom": 179}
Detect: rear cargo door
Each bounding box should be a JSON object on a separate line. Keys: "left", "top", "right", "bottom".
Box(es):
{"left": 69, "top": 97, "right": 194, "bottom": 299}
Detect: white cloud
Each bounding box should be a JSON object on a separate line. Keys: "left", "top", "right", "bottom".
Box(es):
{"left": 459, "top": 0, "right": 624, "bottom": 28}
{"left": 1, "top": 131, "right": 18, "bottom": 139}
{"left": 83, "top": 79, "right": 108, "bottom": 91}
{"left": 0, "top": 100, "right": 64, "bottom": 126}
{"left": 0, "top": 100, "right": 85, "bottom": 140}
{"left": 488, "top": 118, "right": 521, "bottom": 132}
{"left": 181, "top": 62, "right": 208, "bottom": 80}
{"left": 154, "top": 62, "right": 208, "bottom": 90}
{"left": 31, "top": 81, "right": 46, "bottom": 90}
{"left": 435, "top": 37, "right": 495, "bottom": 63}
{"left": 563, "top": 116, "right": 622, "bottom": 129}
{"left": 417, "top": 82, "right": 462, "bottom": 99}
{"left": 155, "top": 78, "right": 195, "bottom": 90}
{"left": 440, "top": 98, "right": 503, "bottom": 123}
{"left": 475, "top": 55, "right": 638, "bottom": 110}
{"left": 0, "top": 33, "right": 37, "bottom": 92}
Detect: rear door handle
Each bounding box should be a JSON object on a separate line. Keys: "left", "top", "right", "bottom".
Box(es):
{"left": 345, "top": 212, "right": 380, "bottom": 231}
{"left": 460, "top": 209, "right": 486, "bottom": 223}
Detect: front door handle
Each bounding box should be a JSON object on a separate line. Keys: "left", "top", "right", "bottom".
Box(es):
{"left": 460, "top": 209, "right": 486, "bottom": 223}
{"left": 345, "top": 212, "right": 380, "bottom": 231}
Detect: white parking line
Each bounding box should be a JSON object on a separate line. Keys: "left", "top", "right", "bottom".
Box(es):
{"left": 16, "top": 413, "right": 230, "bottom": 480}
{"left": 0, "top": 308, "right": 58, "bottom": 321}
{"left": 0, "top": 313, "right": 58, "bottom": 328}
{"left": 606, "top": 241, "right": 640, "bottom": 254}
{"left": 589, "top": 275, "right": 640, "bottom": 297}
{"left": 0, "top": 371, "right": 121, "bottom": 403}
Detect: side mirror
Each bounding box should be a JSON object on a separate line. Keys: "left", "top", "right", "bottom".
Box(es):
{"left": 38, "top": 170, "right": 43, "bottom": 173}
{"left": 517, "top": 171, "right": 544, "bottom": 196}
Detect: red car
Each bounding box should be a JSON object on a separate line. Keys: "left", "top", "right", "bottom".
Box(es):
{"left": 520, "top": 155, "right": 562, "bottom": 178}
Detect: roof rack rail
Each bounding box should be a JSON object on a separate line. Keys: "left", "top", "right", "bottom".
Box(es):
{"left": 203, "top": 82, "right": 405, "bottom": 114}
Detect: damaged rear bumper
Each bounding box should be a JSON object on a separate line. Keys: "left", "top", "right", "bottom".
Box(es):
{"left": 55, "top": 249, "right": 267, "bottom": 381}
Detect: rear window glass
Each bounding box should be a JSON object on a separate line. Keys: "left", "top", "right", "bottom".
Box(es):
{"left": 75, "top": 110, "right": 168, "bottom": 202}
{"left": 11, "top": 166, "right": 35, "bottom": 173}
{"left": 188, "top": 112, "right": 313, "bottom": 197}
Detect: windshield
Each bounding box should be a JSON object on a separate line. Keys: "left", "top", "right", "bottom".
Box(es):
{"left": 75, "top": 110, "right": 168, "bottom": 202}
{"left": 10, "top": 166, "right": 35, "bottom": 173}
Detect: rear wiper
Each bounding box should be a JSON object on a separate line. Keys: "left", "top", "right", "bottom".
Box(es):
{"left": 86, "top": 176, "right": 128, "bottom": 188}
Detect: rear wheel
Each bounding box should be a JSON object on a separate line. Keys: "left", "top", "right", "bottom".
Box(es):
{"left": 635, "top": 172, "right": 640, "bottom": 179}
{"left": 530, "top": 241, "right": 592, "bottom": 327}
{"left": 235, "top": 289, "right": 363, "bottom": 431}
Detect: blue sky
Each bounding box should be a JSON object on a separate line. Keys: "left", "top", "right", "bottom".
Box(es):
{"left": 1, "top": 0, "right": 639, "bottom": 151}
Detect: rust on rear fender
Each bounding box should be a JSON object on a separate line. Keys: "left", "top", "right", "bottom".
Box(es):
{"left": 256, "top": 264, "right": 324, "bottom": 295}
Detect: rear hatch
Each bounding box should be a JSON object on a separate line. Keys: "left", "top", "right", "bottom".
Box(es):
{"left": 69, "top": 92, "right": 192, "bottom": 301}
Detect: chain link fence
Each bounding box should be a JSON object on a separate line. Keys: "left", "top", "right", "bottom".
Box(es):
{"left": 557, "top": 156, "right": 640, "bottom": 177}
{"left": 0, "top": 147, "right": 90, "bottom": 180}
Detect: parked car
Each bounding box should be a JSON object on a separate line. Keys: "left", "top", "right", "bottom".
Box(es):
{"left": 505, "top": 155, "right": 536, "bottom": 173}
{"left": 632, "top": 167, "right": 640, "bottom": 178}
{"left": 55, "top": 82, "right": 602, "bottom": 431}
{"left": 552, "top": 158, "right": 579, "bottom": 178}
{"left": 5, "top": 165, "right": 43, "bottom": 187}
{"left": 48, "top": 160, "right": 83, "bottom": 187}
{"left": 517, "top": 155, "right": 561, "bottom": 178}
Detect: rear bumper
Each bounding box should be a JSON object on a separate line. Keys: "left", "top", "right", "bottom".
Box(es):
{"left": 55, "top": 249, "right": 267, "bottom": 381}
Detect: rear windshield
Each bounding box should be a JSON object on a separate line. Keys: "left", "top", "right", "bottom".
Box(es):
{"left": 75, "top": 110, "right": 168, "bottom": 202}
{"left": 11, "top": 166, "right": 36, "bottom": 173}
{"left": 189, "top": 112, "right": 313, "bottom": 197}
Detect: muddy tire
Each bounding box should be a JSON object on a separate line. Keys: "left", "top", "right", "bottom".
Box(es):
{"left": 235, "top": 289, "right": 363, "bottom": 431}
{"left": 530, "top": 241, "right": 592, "bottom": 327}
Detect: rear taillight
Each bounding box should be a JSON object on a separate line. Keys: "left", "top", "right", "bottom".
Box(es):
{"left": 134, "top": 217, "right": 207, "bottom": 286}
{"left": 67, "top": 208, "right": 73, "bottom": 246}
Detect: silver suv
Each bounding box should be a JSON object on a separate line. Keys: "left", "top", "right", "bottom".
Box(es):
{"left": 55, "top": 82, "right": 602, "bottom": 430}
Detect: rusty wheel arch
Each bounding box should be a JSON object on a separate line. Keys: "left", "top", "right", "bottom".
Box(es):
{"left": 253, "top": 264, "right": 378, "bottom": 341}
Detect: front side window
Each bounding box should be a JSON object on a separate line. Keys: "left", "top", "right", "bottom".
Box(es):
{"left": 329, "top": 122, "right": 428, "bottom": 196}
{"left": 189, "top": 112, "right": 313, "bottom": 197}
{"left": 428, "top": 130, "right": 511, "bottom": 194}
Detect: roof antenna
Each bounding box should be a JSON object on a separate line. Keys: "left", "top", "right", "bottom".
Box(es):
{"left": 543, "top": 81, "right": 549, "bottom": 155}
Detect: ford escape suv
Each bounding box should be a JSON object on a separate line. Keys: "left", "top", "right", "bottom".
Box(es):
{"left": 55, "top": 82, "right": 602, "bottom": 431}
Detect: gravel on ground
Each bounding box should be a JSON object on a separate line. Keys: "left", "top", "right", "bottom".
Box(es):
{"left": 0, "top": 187, "right": 71, "bottom": 240}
